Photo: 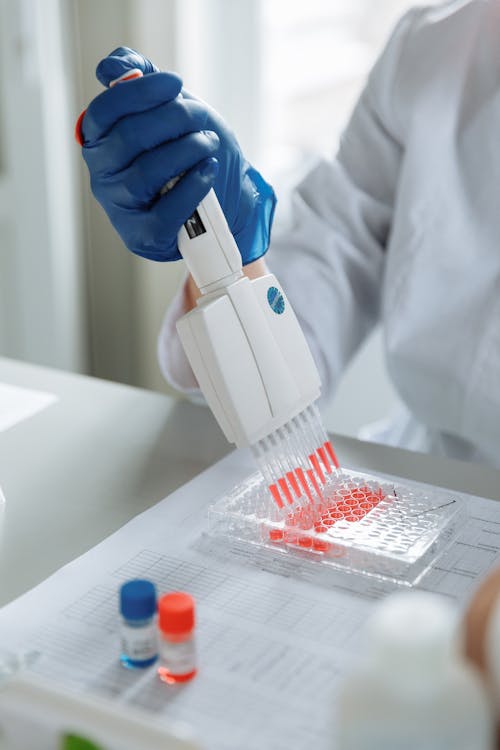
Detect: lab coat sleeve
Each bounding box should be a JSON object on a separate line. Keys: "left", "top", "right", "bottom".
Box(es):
{"left": 266, "top": 8, "right": 419, "bottom": 402}
{"left": 157, "top": 277, "right": 205, "bottom": 402}
{"left": 158, "top": 8, "right": 420, "bottom": 399}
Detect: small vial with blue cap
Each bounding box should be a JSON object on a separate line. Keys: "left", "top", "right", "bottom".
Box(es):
{"left": 119, "top": 579, "right": 158, "bottom": 669}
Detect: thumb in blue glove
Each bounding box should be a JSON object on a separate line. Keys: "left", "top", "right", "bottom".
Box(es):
{"left": 79, "top": 46, "right": 276, "bottom": 264}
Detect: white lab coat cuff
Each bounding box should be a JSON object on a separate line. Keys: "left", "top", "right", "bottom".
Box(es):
{"left": 157, "top": 275, "right": 204, "bottom": 401}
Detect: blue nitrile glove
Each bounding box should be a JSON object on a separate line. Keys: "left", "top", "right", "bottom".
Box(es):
{"left": 79, "top": 47, "right": 276, "bottom": 263}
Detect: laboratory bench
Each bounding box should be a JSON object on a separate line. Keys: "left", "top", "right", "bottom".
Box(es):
{"left": 1, "top": 355, "right": 499, "bottom": 608}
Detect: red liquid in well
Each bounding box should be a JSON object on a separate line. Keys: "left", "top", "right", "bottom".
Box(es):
{"left": 269, "top": 528, "right": 284, "bottom": 542}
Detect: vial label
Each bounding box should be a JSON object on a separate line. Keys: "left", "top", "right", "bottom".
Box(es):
{"left": 121, "top": 622, "right": 158, "bottom": 662}
{"left": 159, "top": 637, "right": 196, "bottom": 676}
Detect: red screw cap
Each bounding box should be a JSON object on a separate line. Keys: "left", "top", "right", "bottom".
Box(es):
{"left": 158, "top": 592, "right": 195, "bottom": 636}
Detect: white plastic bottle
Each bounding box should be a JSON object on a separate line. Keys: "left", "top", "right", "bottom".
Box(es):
{"left": 337, "top": 591, "right": 494, "bottom": 750}
{"left": 485, "top": 595, "right": 500, "bottom": 714}
{"left": 464, "top": 566, "right": 500, "bottom": 732}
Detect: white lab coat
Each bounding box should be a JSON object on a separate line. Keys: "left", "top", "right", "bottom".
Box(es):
{"left": 158, "top": 0, "right": 500, "bottom": 468}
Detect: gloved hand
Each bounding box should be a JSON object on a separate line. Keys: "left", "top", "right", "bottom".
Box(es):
{"left": 78, "top": 47, "right": 276, "bottom": 263}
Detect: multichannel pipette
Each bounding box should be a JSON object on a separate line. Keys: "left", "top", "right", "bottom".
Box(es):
{"left": 76, "top": 69, "right": 339, "bottom": 512}
{"left": 175, "top": 182, "right": 340, "bottom": 513}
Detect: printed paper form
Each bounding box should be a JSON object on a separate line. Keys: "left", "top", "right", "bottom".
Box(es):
{"left": 0, "top": 450, "right": 499, "bottom": 750}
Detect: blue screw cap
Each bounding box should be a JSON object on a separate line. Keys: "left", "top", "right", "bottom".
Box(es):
{"left": 120, "top": 579, "right": 156, "bottom": 621}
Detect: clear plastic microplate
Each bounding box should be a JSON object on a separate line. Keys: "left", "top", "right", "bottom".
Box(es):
{"left": 207, "top": 469, "right": 467, "bottom": 587}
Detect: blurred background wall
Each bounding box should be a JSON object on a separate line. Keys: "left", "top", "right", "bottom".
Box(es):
{"left": 0, "top": 0, "right": 435, "bottom": 437}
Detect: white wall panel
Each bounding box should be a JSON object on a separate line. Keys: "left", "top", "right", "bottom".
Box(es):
{"left": 0, "top": 0, "right": 86, "bottom": 371}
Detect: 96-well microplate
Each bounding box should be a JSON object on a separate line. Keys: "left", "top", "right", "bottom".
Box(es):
{"left": 207, "top": 469, "right": 467, "bottom": 587}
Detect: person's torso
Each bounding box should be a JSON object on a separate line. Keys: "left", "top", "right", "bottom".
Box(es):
{"left": 382, "top": 0, "right": 500, "bottom": 455}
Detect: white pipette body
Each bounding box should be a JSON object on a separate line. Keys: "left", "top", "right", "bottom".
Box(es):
{"left": 174, "top": 176, "right": 323, "bottom": 449}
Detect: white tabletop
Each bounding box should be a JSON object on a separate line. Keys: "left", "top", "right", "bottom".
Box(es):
{"left": 1, "top": 356, "right": 499, "bottom": 607}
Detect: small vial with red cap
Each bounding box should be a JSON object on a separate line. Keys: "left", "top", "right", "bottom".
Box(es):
{"left": 157, "top": 591, "right": 197, "bottom": 684}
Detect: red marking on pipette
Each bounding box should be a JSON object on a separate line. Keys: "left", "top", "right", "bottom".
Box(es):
{"left": 324, "top": 441, "right": 340, "bottom": 469}
{"left": 74, "top": 70, "right": 143, "bottom": 147}
{"left": 317, "top": 446, "right": 332, "bottom": 473}
{"left": 74, "top": 109, "right": 86, "bottom": 146}
{"left": 278, "top": 477, "right": 294, "bottom": 505}
{"left": 295, "top": 468, "right": 313, "bottom": 502}
{"left": 269, "top": 484, "right": 284, "bottom": 509}
{"left": 309, "top": 453, "right": 326, "bottom": 484}
{"left": 109, "top": 69, "right": 143, "bottom": 86}
{"left": 286, "top": 471, "right": 302, "bottom": 499}
{"left": 306, "top": 468, "right": 322, "bottom": 499}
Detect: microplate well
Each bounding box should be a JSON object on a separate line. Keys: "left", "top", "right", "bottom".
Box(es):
{"left": 207, "top": 469, "right": 467, "bottom": 587}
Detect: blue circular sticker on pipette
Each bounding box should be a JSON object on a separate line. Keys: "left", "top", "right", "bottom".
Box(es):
{"left": 267, "top": 286, "right": 285, "bottom": 314}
